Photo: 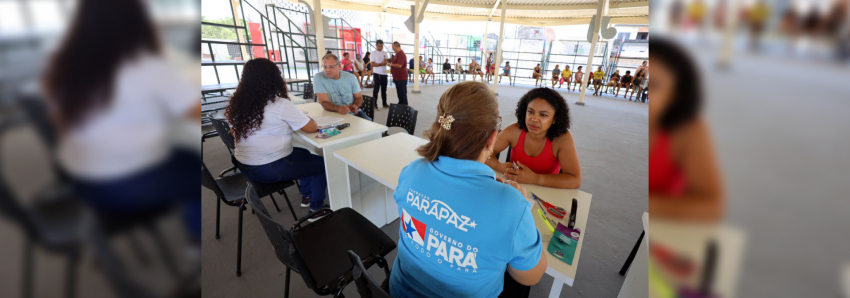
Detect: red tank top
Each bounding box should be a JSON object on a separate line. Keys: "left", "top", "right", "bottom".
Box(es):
{"left": 510, "top": 130, "right": 561, "bottom": 175}
{"left": 648, "top": 131, "right": 687, "bottom": 196}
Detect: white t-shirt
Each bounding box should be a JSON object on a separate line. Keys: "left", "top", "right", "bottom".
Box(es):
{"left": 353, "top": 60, "right": 364, "bottom": 72}
{"left": 57, "top": 54, "right": 197, "bottom": 180}
{"left": 233, "top": 97, "right": 310, "bottom": 166}
{"left": 370, "top": 49, "right": 389, "bottom": 75}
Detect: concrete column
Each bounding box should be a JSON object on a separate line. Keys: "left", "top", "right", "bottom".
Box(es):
{"left": 577, "top": 0, "right": 610, "bottom": 106}
{"left": 483, "top": 19, "right": 489, "bottom": 69}
{"left": 413, "top": 0, "right": 422, "bottom": 93}
{"left": 313, "top": 0, "right": 325, "bottom": 62}
{"left": 491, "top": 1, "right": 506, "bottom": 95}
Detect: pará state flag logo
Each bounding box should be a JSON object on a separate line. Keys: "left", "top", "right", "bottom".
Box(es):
{"left": 402, "top": 208, "right": 427, "bottom": 246}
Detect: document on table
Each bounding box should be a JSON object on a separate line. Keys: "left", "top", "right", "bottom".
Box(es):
{"left": 313, "top": 116, "right": 344, "bottom": 127}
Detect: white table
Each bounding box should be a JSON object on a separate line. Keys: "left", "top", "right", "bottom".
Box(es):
{"left": 333, "top": 134, "right": 594, "bottom": 297}
{"left": 289, "top": 95, "right": 307, "bottom": 105}
{"left": 648, "top": 218, "right": 746, "bottom": 298}
{"left": 333, "top": 133, "right": 427, "bottom": 227}
{"left": 293, "top": 103, "right": 388, "bottom": 211}
{"left": 522, "top": 184, "right": 593, "bottom": 298}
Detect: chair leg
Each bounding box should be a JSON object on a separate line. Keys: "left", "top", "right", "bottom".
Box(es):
{"left": 127, "top": 232, "right": 150, "bottom": 266}
{"left": 619, "top": 231, "right": 645, "bottom": 275}
{"left": 66, "top": 250, "right": 79, "bottom": 298}
{"left": 268, "top": 193, "right": 282, "bottom": 213}
{"left": 215, "top": 197, "right": 221, "bottom": 239}
{"left": 280, "top": 190, "right": 298, "bottom": 221}
{"left": 284, "top": 267, "right": 291, "bottom": 298}
{"left": 237, "top": 202, "right": 244, "bottom": 277}
{"left": 23, "top": 238, "right": 33, "bottom": 298}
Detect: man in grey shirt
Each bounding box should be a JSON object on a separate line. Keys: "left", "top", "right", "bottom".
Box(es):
{"left": 314, "top": 53, "right": 371, "bottom": 120}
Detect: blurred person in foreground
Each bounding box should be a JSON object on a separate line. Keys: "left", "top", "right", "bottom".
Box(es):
{"left": 648, "top": 39, "right": 724, "bottom": 221}
{"left": 42, "top": 0, "right": 201, "bottom": 240}
{"left": 390, "top": 82, "right": 546, "bottom": 297}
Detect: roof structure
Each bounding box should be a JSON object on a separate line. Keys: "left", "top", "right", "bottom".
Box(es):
{"left": 271, "top": 0, "right": 648, "bottom": 26}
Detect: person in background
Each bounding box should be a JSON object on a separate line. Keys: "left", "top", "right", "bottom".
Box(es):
{"left": 408, "top": 57, "right": 415, "bottom": 83}
{"left": 390, "top": 81, "right": 547, "bottom": 298}
{"left": 592, "top": 66, "right": 605, "bottom": 96}
{"left": 314, "top": 53, "right": 371, "bottom": 121}
{"left": 443, "top": 58, "right": 455, "bottom": 82}
{"left": 419, "top": 56, "right": 427, "bottom": 82}
{"left": 371, "top": 40, "right": 390, "bottom": 110}
{"left": 649, "top": 38, "right": 723, "bottom": 221}
{"left": 469, "top": 59, "right": 481, "bottom": 82}
{"left": 388, "top": 41, "right": 409, "bottom": 105}
{"left": 341, "top": 52, "right": 354, "bottom": 74}
{"left": 619, "top": 70, "right": 633, "bottom": 99}
{"left": 573, "top": 66, "right": 584, "bottom": 92}
{"left": 498, "top": 61, "right": 511, "bottom": 83}
{"left": 43, "top": 0, "right": 201, "bottom": 242}
{"left": 226, "top": 58, "right": 331, "bottom": 222}
{"left": 560, "top": 65, "right": 573, "bottom": 90}
{"left": 485, "top": 88, "right": 582, "bottom": 189}
{"left": 550, "top": 64, "right": 560, "bottom": 88}
{"left": 457, "top": 58, "right": 468, "bottom": 77}
{"left": 353, "top": 53, "right": 365, "bottom": 88}
{"left": 532, "top": 64, "right": 542, "bottom": 87}
{"left": 631, "top": 61, "right": 647, "bottom": 101}
{"left": 605, "top": 69, "right": 621, "bottom": 94}
{"left": 362, "top": 52, "right": 373, "bottom": 86}
{"left": 425, "top": 57, "right": 436, "bottom": 84}
{"left": 485, "top": 52, "right": 494, "bottom": 82}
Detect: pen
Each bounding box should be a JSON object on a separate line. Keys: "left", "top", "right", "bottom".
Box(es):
{"left": 537, "top": 209, "right": 555, "bottom": 233}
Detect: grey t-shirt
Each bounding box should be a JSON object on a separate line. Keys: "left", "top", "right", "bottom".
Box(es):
{"left": 313, "top": 71, "right": 362, "bottom": 107}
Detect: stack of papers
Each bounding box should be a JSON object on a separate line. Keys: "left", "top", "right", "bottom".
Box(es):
{"left": 314, "top": 116, "right": 344, "bottom": 127}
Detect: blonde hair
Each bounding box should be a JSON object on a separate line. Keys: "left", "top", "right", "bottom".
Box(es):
{"left": 417, "top": 81, "right": 499, "bottom": 162}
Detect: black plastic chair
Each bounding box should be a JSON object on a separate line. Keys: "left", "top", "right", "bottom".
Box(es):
{"left": 359, "top": 95, "right": 375, "bottom": 122}
{"left": 383, "top": 104, "right": 418, "bottom": 137}
{"left": 303, "top": 83, "right": 315, "bottom": 102}
{"left": 207, "top": 116, "right": 298, "bottom": 217}
{"left": 201, "top": 161, "right": 298, "bottom": 277}
{"left": 347, "top": 250, "right": 392, "bottom": 298}
{"left": 245, "top": 184, "right": 396, "bottom": 298}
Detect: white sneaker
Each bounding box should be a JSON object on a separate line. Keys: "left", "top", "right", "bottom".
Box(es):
{"left": 307, "top": 209, "right": 331, "bottom": 222}
{"left": 376, "top": 105, "right": 381, "bottom": 111}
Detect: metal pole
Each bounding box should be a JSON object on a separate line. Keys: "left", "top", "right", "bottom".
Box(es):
{"left": 577, "top": 0, "right": 609, "bottom": 106}
{"left": 413, "top": 0, "right": 422, "bottom": 93}
{"left": 492, "top": 1, "right": 506, "bottom": 95}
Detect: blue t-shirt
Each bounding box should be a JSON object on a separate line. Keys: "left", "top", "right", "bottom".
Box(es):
{"left": 313, "top": 71, "right": 361, "bottom": 107}
{"left": 389, "top": 156, "right": 543, "bottom": 298}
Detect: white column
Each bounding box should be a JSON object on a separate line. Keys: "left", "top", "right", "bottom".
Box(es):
{"left": 483, "top": 19, "right": 489, "bottom": 70}
{"left": 313, "top": 0, "right": 326, "bottom": 61}
{"left": 491, "top": 2, "right": 506, "bottom": 95}
{"left": 577, "top": 0, "right": 609, "bottom": 106}
{"left": 413, "top": 0, "right": 422, "bottom": 93}
{"left": 718, "top": 0, "right": 738, "bottom": 68}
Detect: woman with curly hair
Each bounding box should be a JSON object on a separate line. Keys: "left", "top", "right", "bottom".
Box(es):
{"left": 485, "top": 88, "right": 582, "bottom": 189}
{"left": 225, "top": 58, "right": 329, "bottom": 222}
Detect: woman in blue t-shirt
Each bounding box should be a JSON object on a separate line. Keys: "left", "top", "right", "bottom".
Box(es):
{"left": 390, "top": 81, "right": 547, "bottom": 298}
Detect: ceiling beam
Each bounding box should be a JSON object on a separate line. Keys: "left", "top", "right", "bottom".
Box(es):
{"left": 381, "top": 0, "right": 393, "bottom": 10}
{"left": 488, "top": 0, "right": 501, "bottom": 18}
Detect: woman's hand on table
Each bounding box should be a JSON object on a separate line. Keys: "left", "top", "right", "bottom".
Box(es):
{"left": 504, "top": 161, "right": 539, "bottom": 185}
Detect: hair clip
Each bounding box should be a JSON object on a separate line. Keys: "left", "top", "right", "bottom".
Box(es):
{"left": 437, "top": 114, "right": 455, "bottom": 130}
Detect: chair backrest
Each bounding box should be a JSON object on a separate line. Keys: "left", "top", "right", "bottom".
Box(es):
{"left": 348, "top": 251, "right": 392, "bottom": 298}
{"left": 245, "top": 184, "right": 317, "bottom": 287}
{"left": 360, "top": 95, "right": 375, "bottom": 121}
{"left": 207, "top": 116, "right": 236, "bottom": 151}
{"left": 385, "top": 104, "right": 418, "bottom": 135}
{"left": 0, "top": 120, "right": 39, "bottom": 238}
{"left": 303, "top": 83, "right": 315, "bottom": 101}
{"left": 201, "top": 161, "right": 226, "bottom": 199}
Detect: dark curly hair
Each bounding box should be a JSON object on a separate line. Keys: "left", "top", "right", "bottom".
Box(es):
{"left": 225, "top": 58, "right": 289, "bottom": 142}
{"left": 515, "top": 88, "right": 570, "bottom": 141}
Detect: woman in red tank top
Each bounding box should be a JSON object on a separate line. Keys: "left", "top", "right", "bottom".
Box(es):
{"left": 648, "top": 39, "right": 723, "bottom": 221}
{"left": 484, "top": 88, "right": 582, "bottom": 189}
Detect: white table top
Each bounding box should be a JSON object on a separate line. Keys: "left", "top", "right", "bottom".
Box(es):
{"left": 333, "top": 133, "right": 593, "bottom": 286}
{"left": 333, "top": 133, "right": 428, "bottom": 190}
{"left": 289, "top": 95, "right": 307, "bottom": 105}
{"left": 524, "top": 184, "right": 593, "bottom": 287}
{"left": 295, "top": 103, "right": 388, "bottom": 148}
{"left": 649, "top": 218, "right": 746, "bottom": 298}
